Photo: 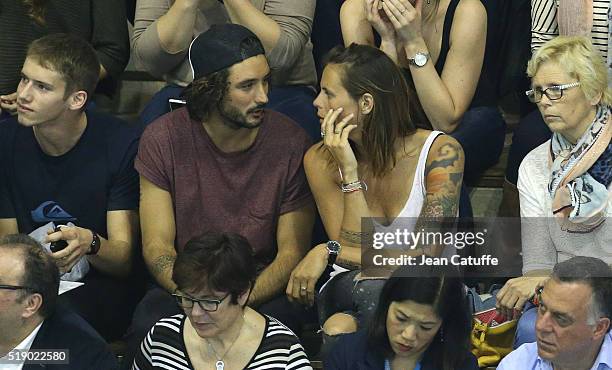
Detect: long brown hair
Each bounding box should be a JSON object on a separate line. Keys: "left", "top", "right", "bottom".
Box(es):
{"left": 323, "top": 44, "right": 418, "bottom": 176}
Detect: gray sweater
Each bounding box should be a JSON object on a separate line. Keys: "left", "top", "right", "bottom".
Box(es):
{"left": 131, "top": 0, "right": 317, "bottom": 87}
{"left": 518, "top": 141, "right": 612, "bottom": 274}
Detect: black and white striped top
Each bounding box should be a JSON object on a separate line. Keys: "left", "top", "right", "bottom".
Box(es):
{"left": 132, "top": 314, "right": 313, "bottom": 370}
{"left": 531, "top": 0, "right": 609, "bottom": 59}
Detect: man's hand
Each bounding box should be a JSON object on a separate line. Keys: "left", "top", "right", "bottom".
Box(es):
{"left": 496, "top": 276, "right": 549, "bottom": 319}
{"left": 286, "top": 244, "right": 328, "bottom": 306}
{"left": 0, "top": 92, "right": 18, "bottom": 116}
{"left": 46, "top": 226, "right": 93, "bottom": 275}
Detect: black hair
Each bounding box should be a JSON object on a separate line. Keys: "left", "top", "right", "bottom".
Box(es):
{"left": 172, "top": 232, "right": 257, "bottom": 304}
{"left": 0, "top": 234, "right": 60, "bottom": 318}
{"left": 367, "top": 265, "right": 471, "bottom": 370}
{"left": 183, "top": 36, "right": 264, "bottom": 122}
{"left": 552, "top": 256, "right": 612, "bottom": 331}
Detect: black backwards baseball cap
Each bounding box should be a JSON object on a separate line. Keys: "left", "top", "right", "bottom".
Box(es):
{"left": 188, "top": 24, "right": 265, "bottom": 80}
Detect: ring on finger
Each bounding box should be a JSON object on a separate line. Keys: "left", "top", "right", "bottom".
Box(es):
{"left": 320, "top": 131, "right": 325, "bottom": 138}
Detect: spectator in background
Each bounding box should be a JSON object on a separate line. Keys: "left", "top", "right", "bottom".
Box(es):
{"left": 498, "top": 256, "right": 612, "bottom": 370}
{"left": 496, "top": 36, "right": 612, "bottom": 348}
{"left": 124, "top": 24, "right": 314, "bottom": 368}
{"left": 0, "top": 34, "right": 141, "bottom": 342}
{"left": 133, "top": 232, "right": 312, "bottom": 370}
{"left": 132, "top": 0, "right": 320, "bottom": 140}
{"left": 0, "top": 0, "right": 129, "bottom": 119}
{"left": 0, "top": 234, "right": 118, "bottom": 370}
{"left": 324, "top": 265, "right": 478, "bottom": 370}
{"left": 340, "top": 0, "right": 506, "bottom": 186}
{"left": 500, "top": 0, "right": 610, "bottom": 217}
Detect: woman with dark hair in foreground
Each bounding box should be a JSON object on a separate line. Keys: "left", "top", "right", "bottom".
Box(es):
{"left": 325, "top": 266, "right": 478, "bottom": 370}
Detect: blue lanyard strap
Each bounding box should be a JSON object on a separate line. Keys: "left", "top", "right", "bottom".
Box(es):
{"left": 384, "top": 359, "right": 421, "bottom": 370}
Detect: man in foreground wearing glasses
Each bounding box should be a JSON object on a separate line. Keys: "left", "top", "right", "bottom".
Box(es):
{"left": 498, "top": 256, "right": 612, "bottom": 370}
{"left": 133, "top": 232, "right": 312, "bottom": 369}
{"left": 495, "top": 36, "right": 612, "bottom": 348}
{"left": 0, "top": 234, "right": 117, "bottom": 369}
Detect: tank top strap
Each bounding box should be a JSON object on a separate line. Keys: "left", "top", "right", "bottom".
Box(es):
{"left": 434, "top": 0, "right": 461, "bottom": 74}
{"left": 414, "top": 130, "right": 446, "bottom": 196}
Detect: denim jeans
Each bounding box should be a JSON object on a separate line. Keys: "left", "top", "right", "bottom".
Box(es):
{"left": 514, "top": 302, "right": 538, "bottom": 348}
{"left": 450, "top": 106, "right": 507, "bottom": 185}
{"left": 317, "top": 270, "right": 387, "bottom": 328}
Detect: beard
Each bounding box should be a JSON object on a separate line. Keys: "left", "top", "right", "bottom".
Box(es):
{"left": 217, "top": 98, "right": 265, "bottom": 130}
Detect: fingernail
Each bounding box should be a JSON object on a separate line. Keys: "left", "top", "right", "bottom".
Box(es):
{"left": 338, "top": 107, "right": 343, "bottom": 111}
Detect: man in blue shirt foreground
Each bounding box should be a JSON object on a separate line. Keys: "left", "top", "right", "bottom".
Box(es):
{"left": 498, "top": 256, "right": 612, "bottom": 370}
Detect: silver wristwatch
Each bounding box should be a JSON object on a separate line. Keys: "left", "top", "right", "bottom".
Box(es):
{"left": 326, "top": 240, "right": 341, "bottom": 267}
{"left": 408, "top": 52, "right": 429, "bottom": 67}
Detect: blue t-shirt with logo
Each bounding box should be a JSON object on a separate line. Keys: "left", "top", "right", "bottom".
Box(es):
{"left": 0, "top": 111, "right": 140, "bottom": 237}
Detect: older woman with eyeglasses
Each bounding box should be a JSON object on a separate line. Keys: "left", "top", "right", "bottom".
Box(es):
{"left": 495, "top": 36, "right": 612, "bottom": 349}
{"left": 133, "top": 232, "right": 312, "bottom": 370}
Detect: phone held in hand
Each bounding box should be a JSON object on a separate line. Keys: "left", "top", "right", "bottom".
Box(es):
{"left": 50, "top": 226, "right": 68, "bottom": 253}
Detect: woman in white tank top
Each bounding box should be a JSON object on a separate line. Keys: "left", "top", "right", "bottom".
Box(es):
{"left": 285, "top": 44, "right": 465, "bottom": 354}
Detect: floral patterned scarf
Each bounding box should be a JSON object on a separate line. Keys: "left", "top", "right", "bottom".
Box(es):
{"left": 549, "top": 104, "right": 612, "bottom": 232}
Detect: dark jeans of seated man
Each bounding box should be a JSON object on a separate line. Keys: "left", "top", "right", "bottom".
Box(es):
{"left": 450, "top": 106, "right": 507, "bottom": 186}
{"left": 139, "top": 84, "right": 321, "bottom": 142}
{"left": 57, "top": 267, "right": 143, "bottom": 342}
{"left": 120, "top": 282, "right": 317, "bottom": 369}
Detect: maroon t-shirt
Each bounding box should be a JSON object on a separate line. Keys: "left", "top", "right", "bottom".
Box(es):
{"left": 135, "top": 108, "right": 313, "bottom": 266}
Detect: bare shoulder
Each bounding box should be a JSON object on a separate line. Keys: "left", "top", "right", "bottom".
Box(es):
{"left": 451, "top": 0, "right": 487, "bottom": 37}
{"left": 304, "top": 143, "right": 335, "bottom": 174}
{"left": 425, "top": 135, "right": 465, "bottom": 172}
{"left": 456, "top": 0, "right": 486, "bottom": 19}
{"left": 304, "top": 143, "right": 326, "bottom": 168}
{"left": 341, "top": 0, "right": 363, "bottom": 15}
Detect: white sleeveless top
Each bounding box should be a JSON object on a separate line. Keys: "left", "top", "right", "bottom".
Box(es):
{"left": 374, "top": 130, "right": 444, "bottom": 233}
{"left": 321, "top": 131, "right": 448, "bottom": 288}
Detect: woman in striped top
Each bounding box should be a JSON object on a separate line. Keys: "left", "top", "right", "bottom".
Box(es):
{"left": 133, "top": 232, "right": 312, "bottom": 370}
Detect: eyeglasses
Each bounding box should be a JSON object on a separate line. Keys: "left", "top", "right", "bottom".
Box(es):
{"left": 172, "top": 292, "right": 230, "bottom": 312}
{"left": 0, "top": 284, "right": 37, "bottom": 292}
{"left": 525, "top": 82, "right": 581, "bottom": 103}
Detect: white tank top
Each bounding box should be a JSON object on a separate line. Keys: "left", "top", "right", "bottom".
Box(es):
{"left": 375, "top": 130, "right": 445, "bottom": 232}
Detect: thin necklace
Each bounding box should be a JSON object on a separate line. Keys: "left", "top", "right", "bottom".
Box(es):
{"left": 205, "top": 315, "right": 245, "bottom": 370}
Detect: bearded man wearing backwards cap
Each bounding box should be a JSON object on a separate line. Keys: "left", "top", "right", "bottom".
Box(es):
{"left": 123, "top": 23, "right": 315, "bottom": 365}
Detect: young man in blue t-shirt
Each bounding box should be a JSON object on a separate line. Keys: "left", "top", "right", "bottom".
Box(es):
{"left": 0, "top": 33, "right": 141, "bottom": 341}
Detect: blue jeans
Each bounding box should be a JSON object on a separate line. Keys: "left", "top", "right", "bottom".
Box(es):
{"left": 450, "top": 106, "right": 506, "bottom": 185}
{"left": 139, "top": 84, "right": 321, "bottom": 142}
{"left": 317, "top": 270, "right": 386, "bottom": 328}
{"left": 514, "top": 302, "right": 538, "bottom": 348}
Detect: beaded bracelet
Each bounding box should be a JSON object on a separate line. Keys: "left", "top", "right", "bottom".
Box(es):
{"left": 341, "top": 180, "right": 367, "bottom": 193}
